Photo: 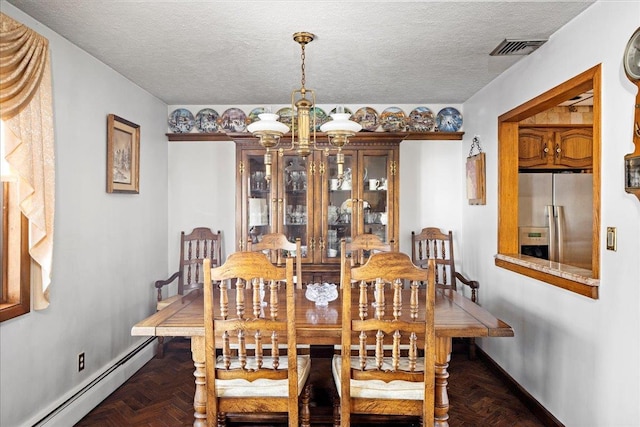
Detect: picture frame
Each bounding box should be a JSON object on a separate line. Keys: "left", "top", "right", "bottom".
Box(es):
{"left": 466, "top": 152, "right": 486, "bottom": 205}
{"left": 107, "top": 114, "right": 140, "bottom": 194}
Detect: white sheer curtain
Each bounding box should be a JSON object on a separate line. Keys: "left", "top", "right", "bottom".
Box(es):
{"left": 1, "top": 12, "right": 55, "bottom": 310}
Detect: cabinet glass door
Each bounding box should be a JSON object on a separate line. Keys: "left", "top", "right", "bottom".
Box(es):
{"left": 280, "top": 155, "right": 312, "bottom": 261}
{"left": 325, "top": 154, "right": 354, "bottom": 262}
{"left": 362, "top": 153, "right": 390, "bottom": 243}
{"left": 245, "top": 153, "right": 272, "bottom": 247}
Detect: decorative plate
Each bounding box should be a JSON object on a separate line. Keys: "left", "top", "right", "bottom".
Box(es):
{"left": 329, "top": 107, "right": 353, "bottom": 116}
{"left": 341, "top": 199, "right": 353, "bottom": 213}
{"left": 309, "top": 107, "right": 328, "bottom": 131}
{"left": 436, "top": 107, "right": 463, "bottom": 132}
{"left": 276, "top": 107, "right": 296, "bottom": 131}
{"left": 408, "top": 107, "right": 436, "bottom": 132}
{"left": 353, "top": 107, "right": 379, "bottom": 131}
{"left": 248, "top": 107, "right": 268, "bottom": 124}
{"left": 380, "top": 107, "right": 407, "bottom": 132}
{"left": 220, "top": 108, "right": 247, "bottom": 133}
{"left": 341, "top": 199, "right": 369, "bottom": 214}
{"left": 195, "top": 108, "right": 220, "bottom": 133}
{"left": 168, "top": 108, "right": 195, "bottom": 133}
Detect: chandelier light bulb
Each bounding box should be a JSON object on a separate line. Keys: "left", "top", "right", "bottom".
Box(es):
{"left": 246, "top": 113, "right": 290, "bottom": 138}
{"left": 321, "top": 107, "right": 362, "bottom": 149}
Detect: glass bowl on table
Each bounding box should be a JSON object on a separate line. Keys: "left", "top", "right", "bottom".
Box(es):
{"left": 305, "top": 282, "right": 338, "bottom": 306}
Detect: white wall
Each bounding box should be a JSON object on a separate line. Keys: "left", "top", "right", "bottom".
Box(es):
{"left": 0, "top": 3, "right": 169, "bottom": 426}
{"left": 167, "top": 141, "right": 237, "bottom": 275}
{"left": 399, "top": 139, "right": 465, "bottom": 256}
{"left": 462, "top": 2, "right": 640, "bottom": 425}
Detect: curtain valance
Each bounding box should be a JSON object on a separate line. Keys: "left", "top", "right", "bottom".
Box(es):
{"left": 0, "top": 13, "right": 48, "bottom": 121}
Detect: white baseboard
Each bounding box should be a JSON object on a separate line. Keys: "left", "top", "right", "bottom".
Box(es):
{"left": 30, "top": 338, "right": 156, "bottom": 427}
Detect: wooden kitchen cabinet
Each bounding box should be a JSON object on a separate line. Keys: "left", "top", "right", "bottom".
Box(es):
{"left": 519, "top": 126, "right": 593, "bottom": 169}
{"left": 235, "top": 135, "right": 400, "bottom": 284}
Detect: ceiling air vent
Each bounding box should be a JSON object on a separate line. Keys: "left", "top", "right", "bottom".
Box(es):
{"left": 490, "top": 39, "right": 547, "bottom": 56}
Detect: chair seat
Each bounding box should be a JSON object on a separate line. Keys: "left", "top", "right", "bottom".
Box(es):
{"left": 215, "top": 355, "right": 311, "bottom": 398}
{"left": 332, "top": 355, "right": 425, "bottom": 400}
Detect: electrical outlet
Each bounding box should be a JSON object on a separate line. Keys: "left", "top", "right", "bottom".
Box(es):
{"left": 78, "top": 352, "right": 85, "bottom": 372}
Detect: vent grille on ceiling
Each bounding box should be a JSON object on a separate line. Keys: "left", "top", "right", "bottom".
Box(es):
{"left": 490, "top": 39, "right": 547, "bottom": 56}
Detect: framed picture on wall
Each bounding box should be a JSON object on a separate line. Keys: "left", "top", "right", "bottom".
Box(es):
{"left": 466, "top": 152, "right": 486, "bottom": 205}
{"left": 106, "top": 114, "right": 140, "bottom": 194}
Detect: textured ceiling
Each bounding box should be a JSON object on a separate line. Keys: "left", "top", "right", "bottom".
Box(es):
{"left": 6, "top": 1, "right": 594, "bottom": 105}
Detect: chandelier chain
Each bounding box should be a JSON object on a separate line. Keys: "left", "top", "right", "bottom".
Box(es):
{"left": 300, "top": 43, "right": 306, "bottom": 89}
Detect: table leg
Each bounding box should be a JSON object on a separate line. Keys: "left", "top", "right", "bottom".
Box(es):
{"left": 434, "top": 336, "right": 452, "bottom": 427}
{"left": 191, "top": 336, "right": 207, "bottom": 427}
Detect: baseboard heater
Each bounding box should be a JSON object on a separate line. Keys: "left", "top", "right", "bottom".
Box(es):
{"left": 33, "top": 337, "right": 155, "bottom": 427}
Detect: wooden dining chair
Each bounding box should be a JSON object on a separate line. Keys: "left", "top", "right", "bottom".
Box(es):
{"left": 339, "top": 234, "right": 395, "bottom": 288}
{"left": 341, "top": 234, "right": 395, "bottom": 267}
{"left": 336, "top": 234, "right": 398, "bottom": 353}
{"left": 411, "top": 227, "right": 479, "bottom": 302}
{"left": 203, "top": 253, "right": 311, "bottom": 427}
{"left": 154, "top": 227, "right": 222, "bottom": 358}
{"left": 247, "top": 233, "right": 303, "bottom": 289}
{"left": 248, "top": 233, "right": 308, "bottom": 355}
{"left": 411, "top": 226, "right": 479, "bottom": 358}
{"left": 333, "top": 252, "right": 436, "bottom": 427}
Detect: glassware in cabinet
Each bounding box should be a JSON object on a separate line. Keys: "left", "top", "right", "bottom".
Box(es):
{"left": 362, "top": 153, "right": 391, "bottom": 244}
{"left": 323, "top": 154, "right": 355, "bottom": 262}
{"left": 240, "top": 151, "right": 273, "bottom": 250}
{"left": 279, "top": 155, "right": 313, "bottom": 261}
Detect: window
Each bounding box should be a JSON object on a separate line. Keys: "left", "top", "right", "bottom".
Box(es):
{"left": 0, "top": 12, "right": 56, "bottom": 315}
{"left": 1, "top": 121, "right": 31, "bottom": 321}
{"left": 496, "top": 65, "right": 601, "bottom": 299}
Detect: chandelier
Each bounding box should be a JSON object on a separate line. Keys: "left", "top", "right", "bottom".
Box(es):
{"left": 246, "top": 32, "right": 362, "bottom": 181}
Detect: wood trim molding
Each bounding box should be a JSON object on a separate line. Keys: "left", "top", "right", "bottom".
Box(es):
{"left": 496, "top": 64, "right": 601, "bottom": 298}
{"left": 495, "top": 258, "right": 598, "bottom": 299}
{"left": 166, "top": 131, "right": 464, "bottom": 143}
{"left": 0, "top": 213, "right": 30, "bottom": 322}
{"left": 498, "top": 66, "right": 597, "bottom": 123}
{"left": 497, "top": 122, "right": 520, "bottom": 255}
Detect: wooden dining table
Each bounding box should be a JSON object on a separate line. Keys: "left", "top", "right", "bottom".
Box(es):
{"left": 132, "top": 287, "right": 513, "bottom": 427}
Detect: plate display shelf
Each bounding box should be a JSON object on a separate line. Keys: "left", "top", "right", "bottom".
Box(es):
{"left": 166, "top": 130, "right": 464, "bottom": 142}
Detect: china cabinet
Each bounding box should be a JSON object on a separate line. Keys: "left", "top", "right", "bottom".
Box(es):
{"left": 518, "top": 126, "right": 593, "bottom": 169}
{"left": 235, "top": 135, "right": 401, "bottom": 284}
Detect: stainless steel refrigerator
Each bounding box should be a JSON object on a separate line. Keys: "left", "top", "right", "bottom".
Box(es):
{"left": 518, "top": 172, "right": 592, "bottom": 270}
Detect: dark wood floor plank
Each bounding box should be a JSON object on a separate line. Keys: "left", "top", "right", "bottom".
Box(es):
{"left": 76, "top": 347, "right": 543, "bottom": 427}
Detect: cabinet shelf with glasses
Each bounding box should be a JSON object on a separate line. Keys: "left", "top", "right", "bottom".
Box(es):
{"left": 236, "top": 138, "right": 400, "bottom": 284}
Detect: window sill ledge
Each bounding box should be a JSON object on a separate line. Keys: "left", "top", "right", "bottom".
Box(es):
{"left": 0, "top": 302, "right": 30, "bottom": 322}
{"left": 494, "top": 254, "right": 599, "bottom": 299}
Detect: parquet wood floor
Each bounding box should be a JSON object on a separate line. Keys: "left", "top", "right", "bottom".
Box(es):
{"left": 76, "top": 346, "right": 543, "bottom": 427}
